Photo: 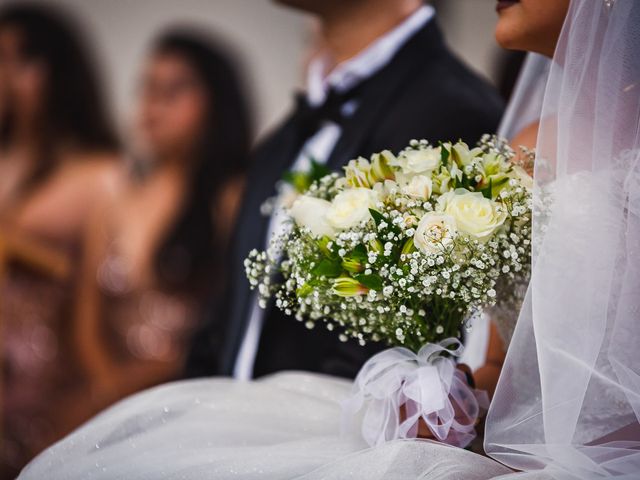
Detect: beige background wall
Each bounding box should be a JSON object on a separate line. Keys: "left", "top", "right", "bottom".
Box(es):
{"left": 434, "top": 0, "right": 501, "bottom": 83}
{"left": 48, "top": 0, "right": 502, "bottom": 140}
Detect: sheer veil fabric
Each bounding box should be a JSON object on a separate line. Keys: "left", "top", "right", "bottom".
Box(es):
{"left": 485, "top": 0, "right": 640, "bottom": 478}
{"left": 497, "top": 53, "right": 550, "bottom": 141}
{"left": 18, "top": 1, "right": 640, "bottom": 479}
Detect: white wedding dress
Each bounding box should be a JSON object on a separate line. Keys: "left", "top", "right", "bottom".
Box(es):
{"left": 19, "top": 372, "right": 512, "bottom": 479}
{"left": 19, "top": 1, "right": 640, "bottom": 479}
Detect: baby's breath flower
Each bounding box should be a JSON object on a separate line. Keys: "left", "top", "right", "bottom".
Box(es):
{"left": 245, "top": 136, "right": 532, "bottom": 352}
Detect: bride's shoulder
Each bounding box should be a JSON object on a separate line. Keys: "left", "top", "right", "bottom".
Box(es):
{"left": 510, "top": 121, "right": 539, "bottom": 174}
{"left": 511, "top": 121, "right": 539, "bottom": 152}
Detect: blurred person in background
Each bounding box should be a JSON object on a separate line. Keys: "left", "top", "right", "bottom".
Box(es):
{"left": 0, "top": 3, "right": 119, "bottom": 476}
{"left": 74, "top": 29, "right": 251, "bottom": 423}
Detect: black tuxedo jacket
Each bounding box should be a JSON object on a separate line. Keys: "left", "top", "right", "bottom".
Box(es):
{"left": 185, "top": 19, "right": 504, "bottom": 379}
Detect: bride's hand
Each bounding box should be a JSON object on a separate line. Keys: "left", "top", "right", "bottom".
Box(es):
{"left": 401, "top": 364, "right": 478, "bottom": 440}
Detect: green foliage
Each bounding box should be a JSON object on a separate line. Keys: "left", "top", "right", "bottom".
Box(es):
{"left": 312, "top": 258, "right": 343, "bottom": 278}
{"left": 283, "top": 158, "right": 331, "bottom": 193}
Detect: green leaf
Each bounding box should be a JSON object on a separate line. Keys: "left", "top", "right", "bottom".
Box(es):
{"left": 480, "top": 178, "right": 493, "bottom": 199}
{"left": 310, "top": 159, "right": 331, "bottom": 180}
{"left": 455, "top": 172, "right": 471, "bottom": 190}
{"left": 401, "top": 238, "right": 415, "bottom": 257}
{"left": 282, "top": 158, "right": 331, "bottom": 194}
{"left": 369, "top": 209, "right": 387, "bottom": 227}
{"left": 342, "top": 244, "right": 368, "bottom": 274}
{"left": 489, "top": 175, "right": 510, "bottom": 198}
{"left": 351, "top": 244, "right": 368, "bottom": 261}
{"left": 296, "top": 283, "right": 313, "bottom": 297}
{"left": 354, "top": 273, "right": 383, "bottom": 291}
{"left": 308, "top": 277, "right": 324, "bottom": 288}
{"left": 283, "top": 171, "right": 311, "bottom": 193}
{"left": 317, "top": 236, "right": 336, "bottom": 258}
{"left": 440, "top": 143, "right": 450, "bottom": 164}
{"left": 281, "top": 170, "right": 295, "bottom": 188}
{"left": 312, "top": 258, "right": 343, "bottom": 278}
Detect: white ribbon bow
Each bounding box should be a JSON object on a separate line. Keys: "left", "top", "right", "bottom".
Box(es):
{"left": 342, "top": 338, "right": 489, "bottom": 448}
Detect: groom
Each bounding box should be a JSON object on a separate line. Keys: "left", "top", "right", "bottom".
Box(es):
{"left": 186, "top": 0, "right": 504, "bottom": 380}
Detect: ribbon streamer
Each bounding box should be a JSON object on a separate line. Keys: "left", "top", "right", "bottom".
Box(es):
{"left": 342, "top": 338, "right": 489, "bottom": 448}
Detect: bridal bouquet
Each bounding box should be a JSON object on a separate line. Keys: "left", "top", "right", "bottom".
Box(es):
{"left": 245, "top": 135, "right": 532, "bottom": 447}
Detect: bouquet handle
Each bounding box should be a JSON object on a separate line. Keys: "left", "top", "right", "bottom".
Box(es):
{"left": 341, "top": 338, "right": 489, "bottom": 448}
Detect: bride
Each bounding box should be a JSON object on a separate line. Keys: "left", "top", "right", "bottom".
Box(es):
{"left": 19, "top": 0, "right": 640, "bottom": 478}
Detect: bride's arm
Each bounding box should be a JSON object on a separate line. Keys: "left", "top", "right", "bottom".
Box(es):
{"left": 472, "top": 322, "right": 506, "bottom": 398}
{"left": 471, "top": 121, "right": 540, "bottom": 397}
{"left": 410, "top": 123, "right": 540, "bottom": 440}
{"left": 511, "top": 121, "right": 539, "bottom": 171}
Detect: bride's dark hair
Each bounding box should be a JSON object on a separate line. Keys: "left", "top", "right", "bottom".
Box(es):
{"left": 0, "top": 3, "right": 118, "bottom": 181}
{"left": 150, "top": 29, "right": 253, "bottom": 290}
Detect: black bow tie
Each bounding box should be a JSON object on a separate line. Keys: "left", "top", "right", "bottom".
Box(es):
{"left": 293, "top": 82, "right": 367, "bottom": 142}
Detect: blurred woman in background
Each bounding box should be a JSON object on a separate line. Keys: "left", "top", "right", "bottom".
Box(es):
{"left": 75, "top": 30, "right": 251, "bottom": 416}
{"left": 0, "top": 3, "right": 120, "bottom": 476}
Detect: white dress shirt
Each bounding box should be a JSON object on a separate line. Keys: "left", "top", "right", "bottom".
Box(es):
{"left": 233, "top": 5, "right": 436, "bottom": 380}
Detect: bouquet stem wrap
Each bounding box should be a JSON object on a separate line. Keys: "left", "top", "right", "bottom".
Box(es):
{"left": 342, "top": 339, "right": 489, "bottom": 448}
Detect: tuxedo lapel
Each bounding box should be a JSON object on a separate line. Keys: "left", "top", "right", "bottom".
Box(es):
{"left": 220, "top": 116, "right": 303, "bottom": 373}
{"left": 235, "top": 116, "right": 300, "bottom": 252}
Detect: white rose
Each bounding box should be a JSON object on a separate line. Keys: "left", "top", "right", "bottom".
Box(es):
{"left": 326, "top": 188, "right": 379, "bottom": 230}
{"left": 372, "top": 179, "right": 400, "bottom": 199}
{"left": 401, "top": 174, "right": 433, "bottom": 199}
{"left": 290, "top": 195, "right": 336, "bottom": 238}
{"left": 511, "top": 165, "right": 534, "bottom": 190}
{"left": 437, "top": 189, "right": 507, "bottom": 240}
{"left": 394, "top": 147, "right": 441, "bottom": 175}
{"left": 414, "top": 213, "right": 457, "bottom": 255}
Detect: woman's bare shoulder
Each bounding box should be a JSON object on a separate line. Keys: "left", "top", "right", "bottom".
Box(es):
{"left": 510, "top": 121, "right": 539, "bottom": 151}
{"left": 64, "top": 151, "right": 126, "bottom": 196}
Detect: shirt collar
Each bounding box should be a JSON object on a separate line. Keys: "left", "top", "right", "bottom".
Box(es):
{"left": 306, "top": 5, "right": 435, "bottom": 107}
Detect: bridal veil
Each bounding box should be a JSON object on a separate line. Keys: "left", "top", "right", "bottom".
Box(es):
{"left": 485, "top": 1, "right": 640, "bottom": 478}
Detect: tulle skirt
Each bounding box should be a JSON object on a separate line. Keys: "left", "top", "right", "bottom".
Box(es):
{"left": 19, "top": 372, "right": 524, "bottom": 480}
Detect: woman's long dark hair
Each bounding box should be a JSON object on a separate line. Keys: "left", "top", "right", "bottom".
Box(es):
{"left": 0, "top": 3, "right": 118, "bottom": 174}
{"left": 150, "top": 29, "right": 252, "bottom": 289}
